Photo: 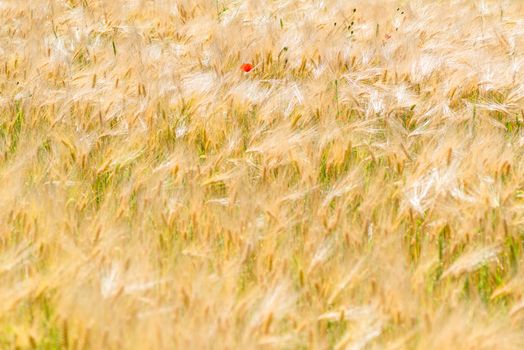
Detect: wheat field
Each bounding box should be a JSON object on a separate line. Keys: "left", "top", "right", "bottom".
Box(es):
{"left": 2, "top": 0, "right": 524, "bottom": 348}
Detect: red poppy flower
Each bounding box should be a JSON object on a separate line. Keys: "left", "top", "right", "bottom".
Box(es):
{"left": 240, "top": 63, "right": 253, "bottom": 73}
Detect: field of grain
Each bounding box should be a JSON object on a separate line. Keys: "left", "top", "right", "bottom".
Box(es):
{"left": 2, "top": 0, "right": 524, "bottom": 348}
